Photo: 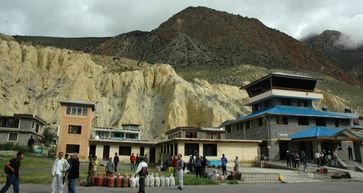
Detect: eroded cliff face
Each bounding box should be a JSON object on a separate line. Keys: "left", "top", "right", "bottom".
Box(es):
{"left": 0, "top": 37, "right": 249, "bottom": 140}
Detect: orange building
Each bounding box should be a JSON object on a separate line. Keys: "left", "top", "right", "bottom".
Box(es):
{"left": 57, "top": 100, "right": 95, "bottom": 160}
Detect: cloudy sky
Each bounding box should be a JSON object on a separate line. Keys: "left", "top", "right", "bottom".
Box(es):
{"left": 1, "top": 0, "right": 362, "bottom": 44}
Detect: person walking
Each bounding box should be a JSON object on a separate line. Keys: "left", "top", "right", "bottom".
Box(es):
{"left": 135, "top": 157, "right": 148, "bottom": 193}
{"left": 113, "top": 153, "right": 119, "bottom": 173}
{"left": 348, "top": 145, "right": 353, "bottom": 160}
{"left": 221, "top": 154, "right": 228, "bottom": 175}
{"left": 51, "top": 152, "right": 70, "bottom": 193}
{"left": 68, "top": 153, "right": 79, "bottom": 193}
{"left": 176, "top": 154, "right": 184, "bottom": 190}
{"left": 0, "top": 151, "right": 24, "bottom": 193}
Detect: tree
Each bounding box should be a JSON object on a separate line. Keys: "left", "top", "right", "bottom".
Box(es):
{"left": 42, "top": 127, "right": 57, "bottom": 147}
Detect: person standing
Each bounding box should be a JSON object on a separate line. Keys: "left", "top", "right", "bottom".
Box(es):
{"left": 136, "top": 153, "right": 140, "bottom": 168}
{"left": 221, "top": 154, "right": 228, "bottom": 175}
{"left": 135, "top": 157, "right": 148, "bottom": 193}
{"left": 105, "top": 157, "right": 114, "bottom": 176}
{"left": 27, "top": 135, "right": 35, "bottom": 150}
{"left": 175, "top": 154, "right": 184, "bottom": 190}
{"left": 130, "top": 153, "right": 136, "bottom": 170}
{"left": 63, "top": 154, "right": 70, "bottom": 185}
{"left": 51, "top": 152, "right": 70, "bottom": 193}
{"left": 286, "top": 150, "right": 292, "bottom": 167}
{"left": 86, "top": 155, "right": 95, "bottom": 186}
{"left": 348, "top": 145, "right": 353, "bottom": 160}
{"left": 0, "top": 151, "right": 24, "bottom": 193}
{"left": 68, "top": 153, "right": 79, "bottom": 193}
{"left": 233, "top": 155, "right": 240, "bottom": 173}
{"left": 314, "top": 151, "right": 320, "bottom": 167}
{"left": 201, "top": 156, "right": 208, "bottom": 178}
{"left": 300, "top": 151, "right": 307, "bottom": 174}
{"left": 194, "top": 156, "right": 202, "bottom": 178}
{"left": 113, "top": 153, "right": 119, "bottom": 173}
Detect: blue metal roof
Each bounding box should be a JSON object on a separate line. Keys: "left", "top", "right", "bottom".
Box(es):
{"left": 238, "top": 105, "right": 358, "bottom": 121}
{"left": 289, "top": 126, "right": 344, "bottom": 139}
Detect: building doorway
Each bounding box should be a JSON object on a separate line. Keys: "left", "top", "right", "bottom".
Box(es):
{"left": 279, "top": 141, "right": 289, "bottom": 160}
{"left": 353, "top": 142, "right": 362, "bottom": 162}
{"left": 149, "top": 147, "right": 155, "bottom": 164}
{"left": 103, "top": 145, "right": 110, "bottom": 160}
{"left": 89, "top": 145, "right": 96, "bottom": 157}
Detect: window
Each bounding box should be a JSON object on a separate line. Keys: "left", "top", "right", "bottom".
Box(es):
{"left": 316, "top": 118, "right": 326, "bottom": 126}
{"left": 246, "top": 121, "right": 251, "bottom": 129}
{"left": 264, "top": 100, "right": 272, "bottom": 108}
{"left": 253, "top": 104, "right": 259, "bottom": 112}
{"left": 298, "top": 117, "right": 309, "bottom": 125}
{"left": 112, "top": 132, "right": 123, "bottom": 138}
{"left": 226, "top": 126, "right": 231, "bottom": 133}
{"left": 281, "top": 98, "right": 291, "bottom": 106}
{"left": 184, "top": 143, "right": 199, "bottom": 156}
{"left": 125, "top": 133, "right": 139, "bottom": 139}
{"left": 140, "top": 147, "right": 145, "bottom": 156}
{"left": 8, "top": 133, "right": 18, "bottom": 142}
{"left": 258, "top": 118, "right": 266, "bottom": 126}
{"left": 119, "top": 146, "right": 131, "bottom": 155}
{"left": 68, "top": 125, "right": 82, "bottom": 134}
{"left": 66, "top": 144, "right": 80, "bottom": 153}
{"left": 276, "top": 116, "right": 288, "bottom": 125}
{"left": 66, "top": 106, "right": 88, "bottom": 116}
{"left": 335, "top": 119, "right": 339, "bottom": 127}
{"left": 298, "top": 100, "right": 308, "bottom": 107}
{"left": 1, "top": 118, "right": 20, "bottom": 128}
{"left": 203, "top": 144, "right": 217, "bottom": 156}
{"left": 186, "top": 131, "right": 197, "bottom": 138}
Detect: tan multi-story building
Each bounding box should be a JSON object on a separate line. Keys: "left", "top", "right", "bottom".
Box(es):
{"left": 57, "top": 100, "right": 95, "bottom": 160}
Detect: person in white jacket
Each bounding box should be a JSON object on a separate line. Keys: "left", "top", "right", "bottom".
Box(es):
{"left": 51, "top": 152, "right": 70, "bottom": 193}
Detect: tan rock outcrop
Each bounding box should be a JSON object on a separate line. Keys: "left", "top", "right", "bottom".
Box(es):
{"left": 0, "top": 38, "right": 249, "bottom": 140}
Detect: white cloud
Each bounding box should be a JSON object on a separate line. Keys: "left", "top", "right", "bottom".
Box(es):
{"left": 0, "top": 0, "right": 362, "bottom": 44}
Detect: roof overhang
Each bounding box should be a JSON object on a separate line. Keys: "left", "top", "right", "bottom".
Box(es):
{"left": 157, "top": 138, "right": 262, "bottom": 144}
{"left": 245, "top": 89, "right": 323, "bottom": 106}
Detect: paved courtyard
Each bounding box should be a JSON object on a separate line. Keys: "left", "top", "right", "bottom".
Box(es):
{"left": 4, "top": 181, "right": 363, "bottom": 193}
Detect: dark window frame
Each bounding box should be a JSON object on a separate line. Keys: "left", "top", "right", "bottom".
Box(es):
{"left": 119, "top": 146, "right": 132, "bottom": 155}
{"left": 68, "top": 125, "right": 82, "bottom": 134}
{"left": 66, "top": 144, "right": 80, "bottom": 153}
{"left": 203, "top": 144, "right": 217, "bottom": 156}
{"left": 184, "top": 143, "right": 199, "bottom": 156}
{"left": 298, "top": 116, "right": 309, "bottom": 125}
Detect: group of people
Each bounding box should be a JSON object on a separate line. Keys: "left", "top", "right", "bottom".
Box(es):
{"left": 134, "top": 153, "right": 184, "bottom": 193}
{"left": 314, "top": 149, "right": 339, "bottom": 167}
{"left": 1, "top": 151, "right": 80, "bottom": 193}
{"left": 220, "top": 154, "right": 240, "bottom": 176}
{"left": 51, "top": 152, "right": 80, "bottom": 193}
{"left": 185, "top": 154, "right": 208, "bottom": 178}
{"left": 130, "top": 153, "right": 147, "bottom": 170}
{"left": 285, "top": 150, "right": 308, "bottom": 173}
{"left": 104, "top": 153, "right": 120, "bottom": 176}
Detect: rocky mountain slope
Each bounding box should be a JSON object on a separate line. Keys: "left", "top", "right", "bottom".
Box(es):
{"left": 91, "top": 6, "right": 360, "bottom": 86}
{"left": 14, "top": 6, "right": 361, "bottom": 87}
{"left": 0, "top": 35, "right": 249, "bottom": 140}
{"left": 302, "top": 30, "right": 363, "bottom": 81}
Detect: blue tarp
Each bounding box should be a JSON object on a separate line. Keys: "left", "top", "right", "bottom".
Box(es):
{"left": 238, "top": 105, "right": 358, "bottom": 121}
{"left": 289, "top": 126, "right": 344, "bottom": 139}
